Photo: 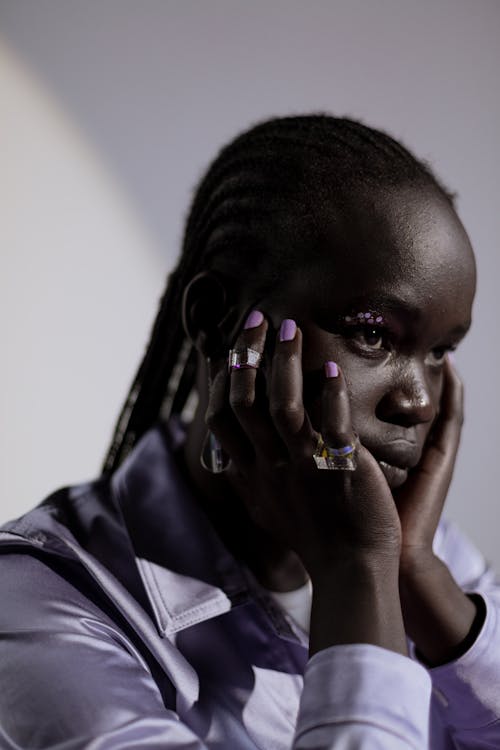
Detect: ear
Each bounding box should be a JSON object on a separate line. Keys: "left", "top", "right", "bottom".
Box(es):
{"left": 182, "top": 271, "right": 234, "bottom": 356}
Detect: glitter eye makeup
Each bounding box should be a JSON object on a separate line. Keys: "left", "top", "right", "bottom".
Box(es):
{"left": 338, "top": 310, "right": 390, "bottom": 355}
{"left": 342, "top": 311, "right": 386, "bottom": 326}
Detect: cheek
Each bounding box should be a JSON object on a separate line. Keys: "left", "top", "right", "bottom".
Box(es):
{"left": 342, "top": 363, "right": 382, "bottom": 427}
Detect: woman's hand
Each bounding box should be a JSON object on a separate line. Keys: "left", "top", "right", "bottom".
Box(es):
{"left": 204, "top": 312, "right": 414, "bottom": 656}
{"left": 393, "top": 357, "right": 464, "bottom": 575}
{"left": 206, "top": 314, "right": 402, "bottom": 580}
{"left": 392, "top": 359, "right": 479, "bottom": 665}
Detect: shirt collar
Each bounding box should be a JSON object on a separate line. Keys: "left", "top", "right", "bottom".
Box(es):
{"left": 111, "top": 422, "right": 251, "bottom": 637}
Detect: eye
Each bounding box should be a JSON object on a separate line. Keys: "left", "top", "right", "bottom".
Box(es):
{"left": 347, "top": 325, "right": 388, "bottom": 352}
{"left": 425, "top": 346, "right": 453, "bottom": 367}
{"left": 338, "top": 312, "right": 390, "bottom": 357}
{"left": 357, "top": 327, "right": 384, "bottom": 348}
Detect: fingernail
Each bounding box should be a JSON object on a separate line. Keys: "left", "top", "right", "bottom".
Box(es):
{"left": 279, "top": 319, "right": 297, "bottom": 342}
{"left": 448, "top": 352, "right": 456, "bottom": 365}
{"left": 324, "top": 361, "right": 339, "bottom": 378}
{"left": 244, "top": 310, "right": 264, "bottom": 330}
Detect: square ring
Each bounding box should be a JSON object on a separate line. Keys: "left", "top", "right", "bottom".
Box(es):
{"left": 313, "top": 434, "right": 358, "bottom": 471}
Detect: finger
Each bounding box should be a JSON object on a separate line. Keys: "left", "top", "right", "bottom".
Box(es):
{"left": 229, "top": 310, "right": 284, "bottom": 460}
{"left": 430, "top": 356, "right": 464, "bottom": 449}
{"left": 205, "top": 361, "right": 252, "bottom": 470}
{"left": 393, "top": 357, "right": 463, "bottom": 538}
{"left": 394, "top": 357, "right": 463, "bottom": 503}
{"left": 420, "top": 357, "right": 464, "bottom": 474}
{"left": 321, "top": 361, "right": 357, "bottom": 449}
{"left": 269, "top": 319, "right": 316, "bottom": 461}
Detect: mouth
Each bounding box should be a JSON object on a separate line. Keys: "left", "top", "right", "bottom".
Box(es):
{"left": 377, "top": 460, "right": 409, "bottom": 489}
{"left": 362, "top": 436, "right": 420, "bottom": 490}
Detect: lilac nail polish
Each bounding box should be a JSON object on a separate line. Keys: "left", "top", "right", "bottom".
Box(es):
{"left": 324, "top": 361, "right": 339, "bottom": 378}
{"left": 279, "top": 319, "right": 297, "bottom": 342}
{"left": 244, "top": 310, "right": 264, "bottom": 330}
{"left": 448, "top": 351, "right": 456, "bottom": 365}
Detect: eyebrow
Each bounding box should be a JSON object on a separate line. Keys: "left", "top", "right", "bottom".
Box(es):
{"left": 346, "top": 294, "right": 471, "bottom": 338}
{"left": 447, "top": 321, "right": 472, "bottom": 338}
{"left": 345, "top": 294, "right": 422, "bottom": 325}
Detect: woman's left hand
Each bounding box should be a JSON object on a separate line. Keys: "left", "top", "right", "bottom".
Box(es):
{"left": 393, "top": 357, "right": 464, "bottom": 575}
{"left": 393, "top": 358, "right": 481, "bottom": 665}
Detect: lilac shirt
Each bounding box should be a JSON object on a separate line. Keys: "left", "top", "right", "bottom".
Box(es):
{"left": 0, "top": 424, "right": 499, "bottom": 748}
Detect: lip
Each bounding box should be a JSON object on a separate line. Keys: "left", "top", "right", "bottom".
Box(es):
{"left": 361, "top": 439, "right": 421, "bottom": 490}
{"left": 366, "top": 439, "right": 421, "bottom": 471}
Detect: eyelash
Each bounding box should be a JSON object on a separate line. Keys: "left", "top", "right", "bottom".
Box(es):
{"left": 341, "top": 320, "right": 455, "bottom": 366}
{"left": 426, "top": 346, "right": 454, "bottom": 367}
{"left": 343, "top": 323, "right": 389, "bottom": 355}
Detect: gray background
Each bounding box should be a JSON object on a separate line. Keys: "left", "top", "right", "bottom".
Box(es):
{"left": 1, "top": 1, "right": 499, "bottom": 567}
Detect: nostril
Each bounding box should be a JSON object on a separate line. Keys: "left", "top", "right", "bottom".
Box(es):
{"left": 376, "top": 388, "right": 435, "bottom": 427}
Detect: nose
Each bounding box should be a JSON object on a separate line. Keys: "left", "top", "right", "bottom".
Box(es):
{"left": 376, "top": 362, "right": 436, "bottom": 428}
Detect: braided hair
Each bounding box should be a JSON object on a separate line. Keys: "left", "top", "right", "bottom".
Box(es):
{"left": 102, "top": 113, "right": 455, "bottom": 474}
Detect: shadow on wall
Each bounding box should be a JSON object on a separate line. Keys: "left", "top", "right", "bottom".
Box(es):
{"left": 0, "top": 3, "right": 206, "bottom": 260}
{"left": 6, "top": 0, "right": 491, "bottom": 262}
{"left": 0, "top": 1, "right": 306, "bottom": 260}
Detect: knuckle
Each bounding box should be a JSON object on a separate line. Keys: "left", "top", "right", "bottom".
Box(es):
{"left": 323, "top": 429, "right": 353, "bottom": 447}
{"left": 276, "top": 350, "right": 300, "bottom": 368}
{"left": 229, "top": 391, "right": 256, "bottom": 413}
{"left": 270, "top": 399, "right": 302, "bottom": 423}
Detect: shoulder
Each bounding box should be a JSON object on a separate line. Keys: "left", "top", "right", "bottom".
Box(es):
{"left": 0, "top": 546, "right": 139, "bottom": 673}
{"left": 1, "top": 475, "right": 109, "bottom": 546}
{"left": 0, "top": 477, "right": 127, "bottom": 632}
{"left": 0, "top": 546, "right": 177, "bottom": 748}
{"left": 0, "top": 549, "right": 104, "bottom": 625}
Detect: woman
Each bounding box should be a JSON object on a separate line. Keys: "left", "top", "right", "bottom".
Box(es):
{"left": 1, "top": 114, "right": 498, "bottom": 749}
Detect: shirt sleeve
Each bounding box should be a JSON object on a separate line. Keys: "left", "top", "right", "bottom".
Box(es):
{"left": 294, "top": 643, "right": 432, "bottom": 749}
{"left": 415, "top": 518, "right": 500, "bottom": 745}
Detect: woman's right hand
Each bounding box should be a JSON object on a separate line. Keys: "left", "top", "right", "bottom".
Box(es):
{"left": 206, "top": 313, "right": 402, "bottom": 581}
{"left": 207, "top": 312, "right": 408, "bottom": 655}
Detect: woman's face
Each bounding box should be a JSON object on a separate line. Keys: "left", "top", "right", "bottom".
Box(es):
{"left": 258, "top": 187, "right": 476, "bottom": 488}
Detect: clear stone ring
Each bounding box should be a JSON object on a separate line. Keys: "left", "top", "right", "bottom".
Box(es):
{"left": 228, "top": 348, "right": 263, "bottom": 371}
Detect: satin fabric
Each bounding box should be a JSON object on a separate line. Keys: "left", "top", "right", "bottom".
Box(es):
{"left": 1, "top": 423, "right": 500, "bottom": 748}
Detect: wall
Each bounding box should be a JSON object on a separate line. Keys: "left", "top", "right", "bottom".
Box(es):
{"left": 1, "top": 0, "right": 499, "bottom": 568}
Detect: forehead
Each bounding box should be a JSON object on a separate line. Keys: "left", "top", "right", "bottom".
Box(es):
{"left": 289, "top": 187, "right": 476, "bottom": 325}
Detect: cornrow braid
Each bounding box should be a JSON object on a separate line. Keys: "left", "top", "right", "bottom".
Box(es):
{"left": 102, "top": 113, "right": 455, "bottom": 475}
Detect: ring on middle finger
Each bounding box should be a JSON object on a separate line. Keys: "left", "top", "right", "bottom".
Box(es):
{"left": 313, "top": 433, "right": 360, "bottom": 471}
{"left": 228, "top": 347, "right": 263, "bottom": 372}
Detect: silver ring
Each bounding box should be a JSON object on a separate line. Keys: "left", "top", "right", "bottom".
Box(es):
{"left": 228, "top": 347, "right": 263, "bottom": 372}
{"left": 313, "top": 433, "right": 359, "bottom": 471}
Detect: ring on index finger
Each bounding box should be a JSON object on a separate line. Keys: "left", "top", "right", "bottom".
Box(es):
{"left": 313, "top": 433, "right": 360, "bottom": 471}
{"left": 228, "top": 348, "right": 263, "bottom": 372}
